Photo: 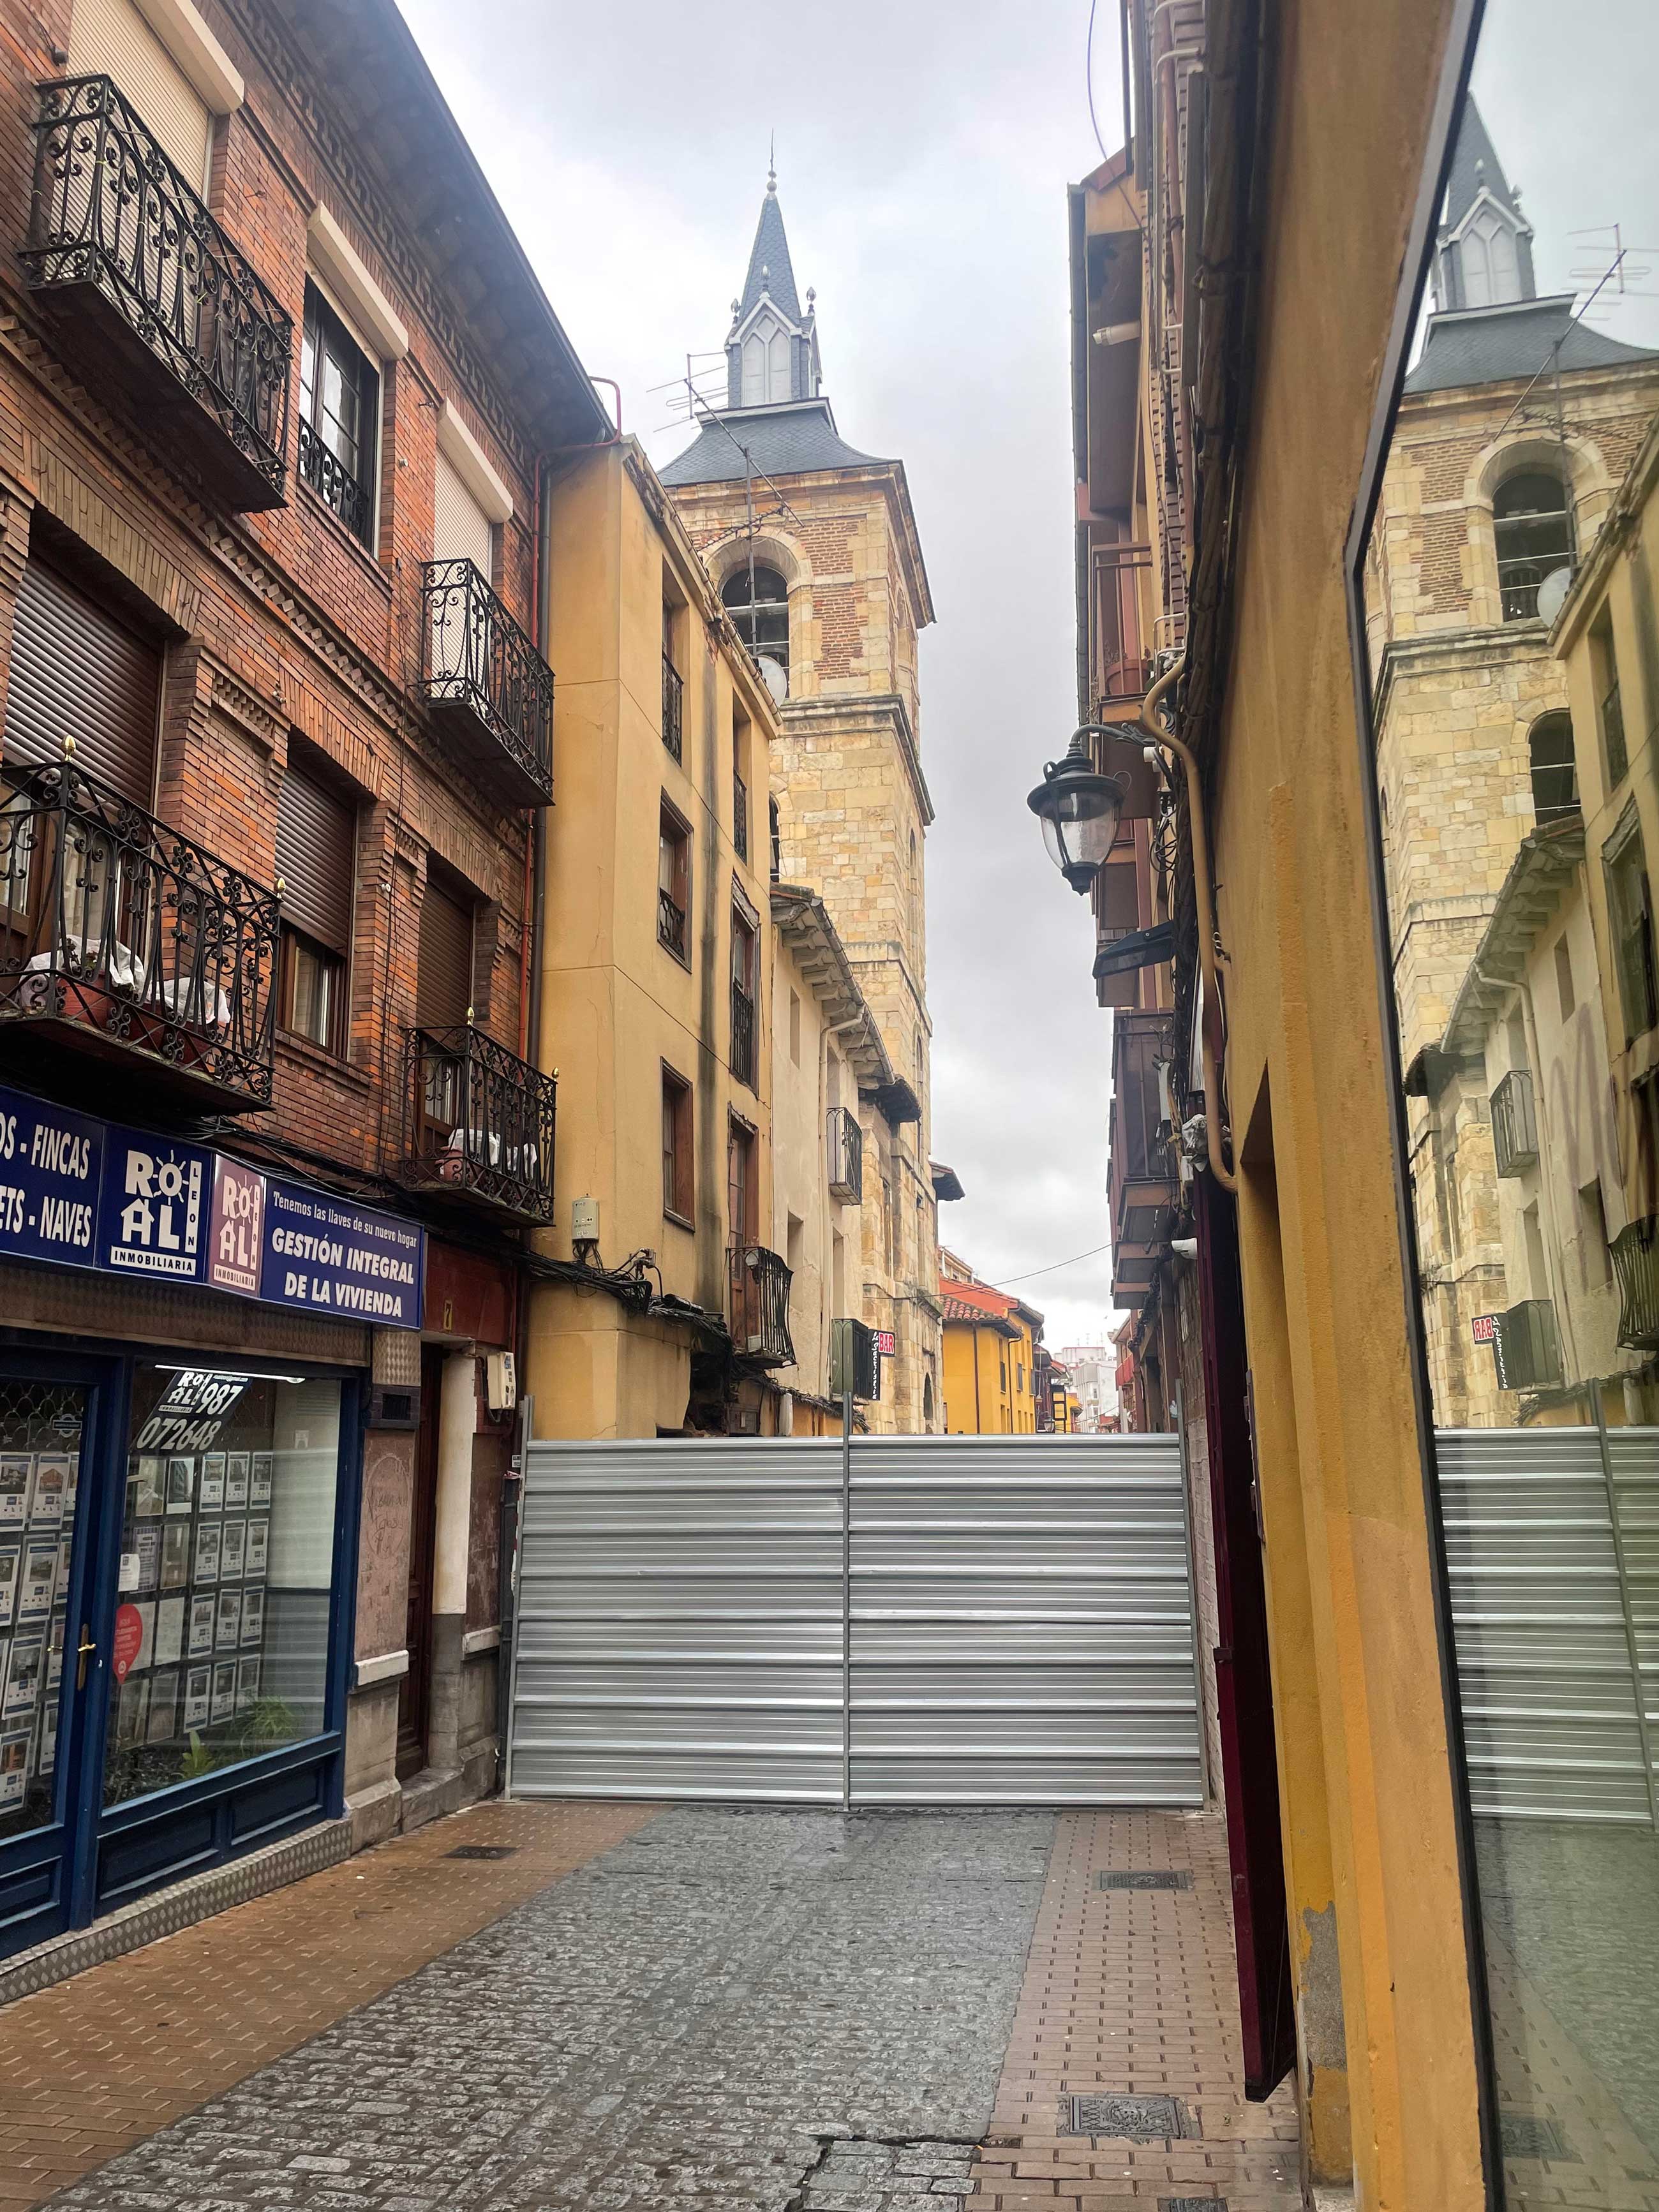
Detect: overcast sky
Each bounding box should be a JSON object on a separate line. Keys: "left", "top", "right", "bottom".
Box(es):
{"left": 392, "top": 0, "right": 1657, "bottom": 1359}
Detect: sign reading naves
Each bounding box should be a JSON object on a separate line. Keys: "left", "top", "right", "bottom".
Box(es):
{"left": 0, "top": 1083, "right": 423, "bottom": 1328}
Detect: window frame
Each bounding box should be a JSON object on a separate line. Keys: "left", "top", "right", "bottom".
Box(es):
{"left": 660, "top": 1062, "right": 694, "bottom": 1228}
{"left": 279, "top": 923, "right": 346, "bottom": 1057}
{"left": 657, "top": 796, "right": 692, "bottom": 968}
{"left": 729, "top": 903, "right": 758, "bottom": 1088}
{"left": 298, "top": 279, "right": 381, "bottom": 553}
{"left": 727, "top": 1111, "right": 759, "bottom": 1247}
{"left": 1604, "top": 806, "right": 1658, "bottom": 1045}
{"left": 1492, "top": 466, "right": 1573, "bottom": 624}
{"left": 1591, "top": 612, "right": 1627, "bottom": 791}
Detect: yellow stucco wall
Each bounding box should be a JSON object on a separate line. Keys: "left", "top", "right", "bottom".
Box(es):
{"left": 941, "top": 1312, "right": 1038, "bottom": 1434}
{"left": 525, "top": 441, "right": 780, "bottom": 1438}
{"left": 1200, "top": 0, "right": 1487, "bottom": 2198}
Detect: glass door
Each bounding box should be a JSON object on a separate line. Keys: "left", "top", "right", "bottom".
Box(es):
{"left": 0, "top": 1359, "right": 115, "bottom": 1959}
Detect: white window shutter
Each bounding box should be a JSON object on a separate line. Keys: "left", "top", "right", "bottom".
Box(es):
{"left": 70, "top": 0, "right": 211, "bottom": 191}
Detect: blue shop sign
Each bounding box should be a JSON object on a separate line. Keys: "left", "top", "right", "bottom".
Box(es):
{"left": 259, "top": 1179, "right": 424, "bottom": 1328}
{"left": 0, "top": 1080, "right": 424, "bottom": 1328}
{"left": 0, "top": 1090, "right": 104, "bottom": 1271}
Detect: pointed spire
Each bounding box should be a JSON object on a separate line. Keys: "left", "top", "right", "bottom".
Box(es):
{"left": 1432, "top": 94, "right": 1537, "bottom": 312}
{"left": 737, "top": 170, "right": 801, "bottom": 323}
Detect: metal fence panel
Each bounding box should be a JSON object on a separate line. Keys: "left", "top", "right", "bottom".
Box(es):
{"left": 1436, "top": 1426, "right": 1659, "bottom": 1823}
{"left": 510, "top": 1432, "right": 1201, "bottom": 1808}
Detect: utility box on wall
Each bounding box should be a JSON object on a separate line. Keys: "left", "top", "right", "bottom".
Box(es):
{"left": 485, "top": 1351, "right": 517, "bottom": 1413}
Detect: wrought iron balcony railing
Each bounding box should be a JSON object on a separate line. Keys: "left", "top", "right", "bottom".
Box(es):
{"left": 828, "top": 1104, "right": 863, "bottom": 1202}
{"left": 22, "top": 75, "right": 290, "bottom": 511}
{"left": 1492, "top": 1298, "right": 1564, "bottom": 1392}
{"left": 423, "top": 559, "right": 554, "bottom": 808}
{"left": 729, "top": 1238, "right": 795, "bottom": 1367}
{"left": 662, "top": 651, "right": 683, "bottom": 763}
{"left": 1490, "top": 1067, "right": 1538, "bottom": 1179}
{"left": 401, "top": 1025, "right": 556, "bottom": 1225}
{"left": 658, "top": 887, "right": 687, "bottom": 960}
{"left": 0, "top": 758, "right": 277, "bottom": 1110}
{"left": 1612, "top": 1217, "right": 1659, "bottom": 1351}
{"left": 299, "top": 419, "right": 373, "bottom": 544}
{"left": 731, "top": 981, "right": 755, "bottom": 1088}
{"left": 1088, "top": 542, "right": 1154, "bottom": 710}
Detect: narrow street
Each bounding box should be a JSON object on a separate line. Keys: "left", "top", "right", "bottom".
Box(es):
{"left": 0, "top": 1802, "right": 1298, "bottom": 2212}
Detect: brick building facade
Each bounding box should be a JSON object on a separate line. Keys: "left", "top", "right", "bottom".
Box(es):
{"left": 0, "top": 0, "right": 606, "bottom": 1960}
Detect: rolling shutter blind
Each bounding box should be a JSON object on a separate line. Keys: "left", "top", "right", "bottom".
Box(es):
{"left": 275, "top": 764, "right": 354, "bottom": 956}
{"left": 69, "top": 0, "right": 212, "bottom": 191}
{"left": 3, "top": 559, "right": 159, "bottom": 806}
{"left": 433, "top": 450, "right": 494, "bottom": 574}
{"left": 417, "top": 877, "right": 473, "bottom": 1028}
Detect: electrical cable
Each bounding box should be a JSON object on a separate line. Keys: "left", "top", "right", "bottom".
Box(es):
{"left": 992, "top": 1240, "right": 1115, "bottom": 1288}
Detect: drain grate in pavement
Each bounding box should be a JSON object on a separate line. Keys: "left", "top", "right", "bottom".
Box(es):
{"left": 1064, "top": 2093, "right": 1194, "bottom": 2139}
{"left": 1500, "top": 2112, "right": 1577, "bottom": 2163}
{"left": 446, "top": 1845, "right": 520, "bottom": 1861}
{"left": 1160, "top": 2199, "right": 1227, "bottom": 2211}
{"left": 1096, "top": 1869, "right": 1191, "bottom": 1891}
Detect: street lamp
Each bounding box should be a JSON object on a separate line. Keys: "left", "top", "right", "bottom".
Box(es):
{"left": 1026, "top": 731, "right": 1128, "bottom": 895}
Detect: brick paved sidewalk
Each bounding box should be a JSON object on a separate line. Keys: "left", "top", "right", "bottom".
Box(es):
{"left": 972, "top": 1806, "right": 1303, "bottom": 2211}
{"left": 0, "top": 1797, "right": 655, "bottom": 2209}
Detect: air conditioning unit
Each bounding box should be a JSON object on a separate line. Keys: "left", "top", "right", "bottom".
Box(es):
{"left": 830, "top": 1318, "right": 881, "bottom": 1403}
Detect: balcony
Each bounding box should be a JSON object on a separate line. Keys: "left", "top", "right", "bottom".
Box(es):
{"left": 828, "top": 1104, "right": 863, "bottom": 1202}
{"left": 423, "top": 560, "right": 554, "bottom": 808}
{"left": 299, "top": 419, "right": 373, "bottom": 543}
{"left": 401, "top": 1025, "right": 555, "bottom": 1226}
{"left": 1612, "top": 1217, "right": 1659, "bottom": 1351}
{"left": 1088, "top": 542, "right": 1153, "bottom": 711}
{"left": 731, "top": 981, "right": 755, "bottom": 1088}
{"left": 22, "top": 76, "right": 290, "bottom": 512}
{"left": 1490, "top": 1067, "right": 1538, "bottom": 1178}
{"left": 662, "top": 651, "right": 683, "bottom": 764}
{"left": 729, "top": 1238, "right": 795, "bottom": 1366}
{"left": 1491, "top": 1298, "right": 1564, "bottom": 1392}
{"left": 0, "top": 758, "right": 276, "bottom": 1111}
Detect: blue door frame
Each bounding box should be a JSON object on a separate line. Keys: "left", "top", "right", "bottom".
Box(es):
{"left": 0, "top": 1335, "right": 363, "bottom": 1963}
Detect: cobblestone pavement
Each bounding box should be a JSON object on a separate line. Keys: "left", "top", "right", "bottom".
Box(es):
{"left": 0, "top": 1798, "right": 656, "bottom": 2211}
{"left": 48, "top": 1806, "right": 1057, "bottom": 2212}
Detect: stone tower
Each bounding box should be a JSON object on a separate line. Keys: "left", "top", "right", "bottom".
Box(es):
{"left": 1365, "top": 96, "right": 1659, "bottom": 1422}
{"left": 660, "top": 173, "right": 943, "bottom": 1432}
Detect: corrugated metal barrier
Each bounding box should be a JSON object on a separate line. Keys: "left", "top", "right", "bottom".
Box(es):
{"left": 1438, "top": 1425, "right": 1659, "bottom": 1825}
{"left": 507, "top": 1432, "right": 1203, "bottom": 1808}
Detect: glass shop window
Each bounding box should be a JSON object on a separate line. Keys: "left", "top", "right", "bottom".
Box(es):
{"left": 0, "top": 1381, "right": 86, "bottom": 1841}
{"left": 101, "top": 1364, "right": 341, "bottom": 1810}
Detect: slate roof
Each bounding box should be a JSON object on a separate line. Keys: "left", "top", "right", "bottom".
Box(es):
{"left": 738, "top": 185, "right": 801, "bottom": 323}
{"left": 1404, "top": 295, "right": 1659, "bottom": 395}
{"left": 658, "top": 399, "right": 886, "bottom": 487}
{"left": 1442, "top": 95, "right": 1523, "bottom": 236}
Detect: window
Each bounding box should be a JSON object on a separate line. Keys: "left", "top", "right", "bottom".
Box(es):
{"left": 433, "top": 446, "right": 495, "bottom": 577}
{"left": 1493, "top": 469, "right": 1572, "bottom": 622}
{"left": 740, "top": 311, "right": 794, "bottom": 406}
{"left": 276, "top": 757, "right": 356, "bottom": 1055}
{"left": 416, "top": 870, "right": 475, "bottom": 1030}
{"left": 731, "top": 906, "right": 757, "bottom": 1087}
{"left": 923, "top": 1372, "right": 935, "bottom": 1427}
{"left": 1606, "top": 816, "right": 1658, "bottom": 1043}
{"left": 3, "top": 553, "right": 160, "bottom": 806}
{"left": 661, "top": 1065, "right": 692, "bottom": 1224}
{"left": 658, "top": 800, "right": 690, "bottom": 963}
{"left": 732, "top": 708, "right": 751, "bottom": 863}
{"left": 1529, "top": 712, "right": 1577, "bottom": 822}
{"left": 727, "top": 1115, "right": 758, "bottom": 1244}
{"left": 661, "top": 598, "right": 683, "bottom": 763}
{"left": 299, "top": 283, "right": 379, "bottom": 548}
{"left": 770, "top": 796, "right": 782, "bottom": 883}
{"left": 104, "top": 1363, "right": 344, "bottom": 1810}
{"left": 1555, "top": 935, "right": 1575, "bottom": 1022}
{"left": 789, "top": 989, "right": 801, "bottom": 1067}
{"left": 68, "top": 0, "right": 214, "bottom": 192}
{"left": 722, "top": 565, "right": 789, "bottom": 687}
{"left": 1592, "top": 615, "right": 1626, "bottom": 789}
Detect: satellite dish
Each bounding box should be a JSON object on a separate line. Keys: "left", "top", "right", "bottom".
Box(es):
{"left": 759, "top": 655, "right": 789, "bottom": 704}
{"left": 1535, "top": 564, "right": 1572, "bottom": 627}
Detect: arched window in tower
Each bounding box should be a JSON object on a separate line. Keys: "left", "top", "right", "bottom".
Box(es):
{"left": 722, "top": 565, "right": 790, "bottom": 693}
{"left": 1493, "top": 468, "right": 1573, "bottom": 621}
{"left": 1460, "top": 207, "right": 1522, "bottom": 306}
{"left": 1529, "top": 711, "right": 1578, "bottom": 822}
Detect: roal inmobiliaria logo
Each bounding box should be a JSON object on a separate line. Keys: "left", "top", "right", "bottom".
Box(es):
{"left": 107, "top": 1138, "right": 205, "bottom": 1277}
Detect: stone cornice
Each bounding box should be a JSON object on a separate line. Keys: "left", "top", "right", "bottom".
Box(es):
{"left": 1373, "top": 623, "right": 1556, "bottom": 726}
